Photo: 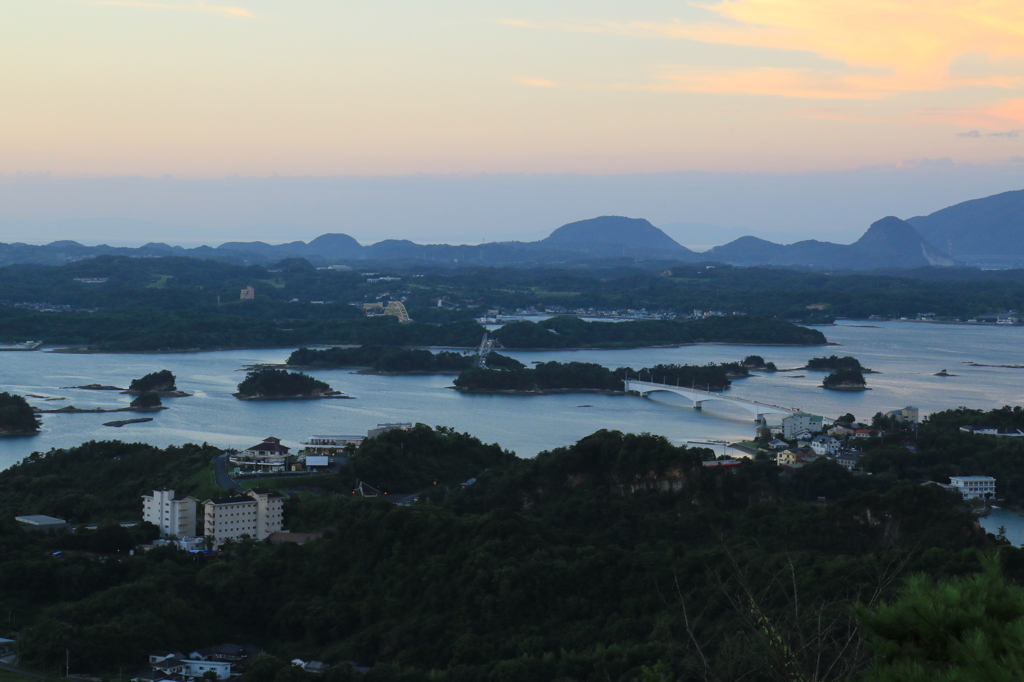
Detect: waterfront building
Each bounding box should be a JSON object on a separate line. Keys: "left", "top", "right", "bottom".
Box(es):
{"left": 142, "top": 489, "right": 198, "bottom": 537}
{"left": 949, "top": 475, "right": 997, "bottom": 500}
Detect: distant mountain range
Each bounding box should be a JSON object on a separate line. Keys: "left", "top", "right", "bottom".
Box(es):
{"left": 1, "top": 188, "right": 1021, "bottom": 270}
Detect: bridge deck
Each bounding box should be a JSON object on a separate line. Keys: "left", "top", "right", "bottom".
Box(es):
{"left": 624, "top": 379, "right": 802, "bottom": 415}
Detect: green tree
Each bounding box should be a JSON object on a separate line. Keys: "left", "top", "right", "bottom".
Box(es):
{"left": 858, "top": 555, "right": 1024, "bottom": 682}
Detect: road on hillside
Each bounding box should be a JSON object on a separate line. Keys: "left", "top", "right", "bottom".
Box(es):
{"left": 213, "top": 453, "right": 242, "bottom": 493}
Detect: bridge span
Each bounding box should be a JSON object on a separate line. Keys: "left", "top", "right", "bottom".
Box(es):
{"left": 623, "top": 379, "right": 803, "bottom": 421}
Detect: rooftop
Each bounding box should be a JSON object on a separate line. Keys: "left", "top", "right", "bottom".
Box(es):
{"left": 15, "top": 515, "right": 67, "bottom": 525}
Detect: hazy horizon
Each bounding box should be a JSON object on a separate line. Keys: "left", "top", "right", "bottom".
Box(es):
{"left": 1, "top": 163, "right": 1022, "bottom": 249}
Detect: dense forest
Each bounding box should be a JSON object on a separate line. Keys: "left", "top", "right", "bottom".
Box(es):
{"left": 3, "top": 253, "right": 1023, "bottom": 352}
{"left": 0, "top": 392, "right": 40, "bottom": 434}
{"left": 3, "top": 408, "right": 1023, "bottom": 679}
{"left": 6, "top": 253, "right": 1024, "bottom": 323}
{"left": 236, "top": 368, "right": 335, "bottom": 399}
{"left": 287, "top": 346, "right": 476, "bottom": 373}
{"left": 0, "top": 441, "right": 219, "bottom": 521}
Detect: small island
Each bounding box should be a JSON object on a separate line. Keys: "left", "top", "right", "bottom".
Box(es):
{"left": 130, "top": 392, "right": 163, "bottom": 410}
{"left": 822, "top": 368, "right": 869, "bottom": 390}
{"left": 740, "top": 355, "right": 778, "bottom": 372}
{"left": 103, "top": 417, "right": 154, "bottom": 427}
{"left": 125, "top": 369, "right": 191, "bottom": 397}
{"left": 0, "top": 392, "right": 41, "bottom": 436}
{"left": 235, "top": 367, "right": 351, "bottom": 400}
{"left": 806, "top": 355, "right": 875, "bottom": 373}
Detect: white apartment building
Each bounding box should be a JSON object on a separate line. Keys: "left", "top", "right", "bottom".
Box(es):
{"left": 949, "top": 476, "right": 997, "bottom": 500}
{"left": 203, "top": 488, "right": 285, "bottom": 547}
{"left": 142, "top": 489, "right": 198, "bottom": 538}
{"left": 782, "top": 413, "right": 824, "bottom": 440}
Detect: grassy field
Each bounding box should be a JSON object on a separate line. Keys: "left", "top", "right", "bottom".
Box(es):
{"left": 184, "top": 459, "right": 222, "bottom": 501}
{"left": 145, "top": 274, "right": 172, "bottom": 289}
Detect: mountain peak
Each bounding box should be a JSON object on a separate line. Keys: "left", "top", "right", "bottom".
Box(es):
{"left": 538, "top": 216, "right": 690, "bottom": 254}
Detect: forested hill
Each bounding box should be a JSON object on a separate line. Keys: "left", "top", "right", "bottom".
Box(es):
{"left": 0, "top": 426, "right": 1010, "bottom": 680}
{"left": 7, "top": 254, "right": 1024, "bottom": 351}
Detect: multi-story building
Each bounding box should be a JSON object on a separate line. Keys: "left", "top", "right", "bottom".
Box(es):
{"left": 142, "top": 489, "right": 198, "bottom": 538}
{"left": 888, "top": 406, "right": 920, "bottom": 425}
{"left": 782, "top": 413, "right": 823, "bottom": 440}
{"left": 949, "top": 476, "right": 997, "bottom": 500}
{"left": 301, "top": 434, "right": 364, "bottom": 455}
{"left": 367, "top": 422, "right": 413, "bottom": 438}
{"left": 203, "top": 488, "right": 285, "bottom": 547}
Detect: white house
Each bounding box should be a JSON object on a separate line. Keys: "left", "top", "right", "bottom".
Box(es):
{"left": 203, "top": 488, "right": 285, "bottom": 547}
{"left": 142, "top": 490, "right": 197, "bottom": 538}
{"left": 782, "top": 413, "right": 823, "bottom": 440}
{"left": 810, "top": 435, "right": 841, "bottom": 456}
{"left": 229, "top": 436, "right": 292, "bottom": 472}
{"left": 949, "top": 476, "right": 997, "bottom": 500}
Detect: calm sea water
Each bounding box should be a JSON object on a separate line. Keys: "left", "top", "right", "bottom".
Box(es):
{"left": 2, "top": 320, "right": 1024, "bottom": 471}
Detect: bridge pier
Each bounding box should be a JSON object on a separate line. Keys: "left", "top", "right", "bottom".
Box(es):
{"left": 693, "top": 401, "right": 703, "bottom": 410}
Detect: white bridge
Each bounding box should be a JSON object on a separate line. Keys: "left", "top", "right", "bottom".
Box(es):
{"left": 623, "top": 379, "right": 802, "bottom": 421}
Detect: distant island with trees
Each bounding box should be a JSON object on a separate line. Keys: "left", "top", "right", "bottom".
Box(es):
{"left": 235, "top": 367, "right": 348, "bottom": 400}
{"left": 823, "top": 368, "right": 869, "bottom": 390}
{"left": 126, "top": 369, "right": 189, "bottom": 396}
{"left": 453, "top": 360, "right": 748, "bottom": 394}
{"left": 287, "top": 346, "right": 475, "bottom": 373}
{"left": 0, "top": 392, "right": 41, "bottom": 435}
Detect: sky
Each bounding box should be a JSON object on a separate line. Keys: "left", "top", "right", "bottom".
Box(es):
{"left": 3, "top": 0, "right": 1024, "bottom": 246}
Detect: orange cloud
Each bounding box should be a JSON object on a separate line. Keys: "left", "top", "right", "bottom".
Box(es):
{"left": 578, "top": 0, "right": 1024, "bottom": 98}
{"left": 93, "top": 0, "right": 253, "bottom": 18}
{"left": 913, "top": 99, "right": 1024, "bottom": 128}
